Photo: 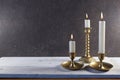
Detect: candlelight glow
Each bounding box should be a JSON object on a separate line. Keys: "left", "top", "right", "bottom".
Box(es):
{"left": 71, "top": 34, "right": 73, "bottom": 39}
{"left": 86, "top": 13, "right": 88, "bottom": 19}
{"left": 101, "top": 12, "right": 103, "bottom": 19}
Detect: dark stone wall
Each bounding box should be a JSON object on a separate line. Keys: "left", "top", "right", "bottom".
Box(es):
{"left": 0, "top": 0, "right": 119, "bottom": 57}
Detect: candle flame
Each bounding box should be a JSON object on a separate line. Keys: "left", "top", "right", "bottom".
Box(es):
{"left": 101, "top": 12, "right": 103, "bottom": 19}
{"left": 71, "top": 34, "right": 73, "bottom": 39}
{"left": 86, "top": 13, "right": 88, "bottom": 19}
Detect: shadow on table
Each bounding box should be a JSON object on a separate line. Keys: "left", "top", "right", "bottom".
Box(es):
{"left": 84, "top": 66, "right": 108, "bottom": 73}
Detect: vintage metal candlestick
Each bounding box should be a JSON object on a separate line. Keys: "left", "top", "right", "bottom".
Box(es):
{"left": 79, "top": 28, "right": 95, "bottom": 63}
{"left": 89, "top": 53, "right": 113, "bottom": 71}
{"left": 61, "top": 53, "right": 84, "bottom": 70}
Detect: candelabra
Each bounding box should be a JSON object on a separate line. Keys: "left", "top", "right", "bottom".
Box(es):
{"left": 79, "top": 28, "right": 95, "bottom": 63}
{"left": 61, "top": 52, "right": 83, "bottom": 70}
{"left": 89, "top": 53, "right": 113, "bottom": 71}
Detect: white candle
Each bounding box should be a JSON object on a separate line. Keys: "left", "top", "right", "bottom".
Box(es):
{"left": 85, "top": 13, "right": 90, "bottom": 28}
{"left": 98, "top": 12, "right": 106, "bottom": 54}
{"left": 69, "top": 34, "right": 76, "bottom": 53}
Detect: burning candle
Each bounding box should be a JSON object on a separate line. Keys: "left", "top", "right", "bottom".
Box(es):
{"left": 98, "top": 12, "right": 106, "bottom": 54}
{"left": 85, "top": 13, "right": 90, "bottom": 28}
{"left": 69, "top": 34, "right": 76, "bottom": 53}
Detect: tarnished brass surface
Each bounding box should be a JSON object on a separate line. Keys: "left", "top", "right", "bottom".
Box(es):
{"left": 61, "top": 61, "right": 84, "bottom": 70}
{"left": 88, "top": 54, "right": 113, "bottom": 71}
{"left": 89, "top": 61, "right": 113, "bottom": 71}
{"left": 61, "top": 52, "right": 83, "bottom": 70}
{"left": 80, "top": 28, "right": 95, "bottom": 63}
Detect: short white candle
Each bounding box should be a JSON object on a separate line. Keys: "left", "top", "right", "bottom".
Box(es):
{"left": 85, "top": 13, "right": 90, "bottom": 28}
{"left": 98, "top": 12, "right": 106, "bottom": 54}
{"left": 69, "top": 34, "right": 76, "bottom": 53}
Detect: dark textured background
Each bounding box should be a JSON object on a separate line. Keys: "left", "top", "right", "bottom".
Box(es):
{"left": 0, "top": 0, "right": 119, "bottom": 57}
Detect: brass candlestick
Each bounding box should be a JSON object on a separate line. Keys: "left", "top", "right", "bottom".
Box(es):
{"left": 79, "top": 28, "right": 95, "bottom": 63}
{"left": 61, "top": 53, "right": 83, "bottom": 70}
{"left": 89, "top": 53, "right": 113, "bottom": 71}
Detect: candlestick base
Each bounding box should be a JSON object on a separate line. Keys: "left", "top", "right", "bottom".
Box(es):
{"left": 79, "top": 56, "right": 96, "bottom": 63}
{"left": 87, "top": 54, "right": 113, "bottom": 71}
{"left": 88, "top": 61, "right": 113, "bottom": 71}
{"left": 61, "top": 61, "right": 84, "bottom": 70}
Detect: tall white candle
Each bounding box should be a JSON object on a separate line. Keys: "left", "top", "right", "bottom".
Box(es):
{"left": 98, "top": 12, "right": 106, "bottom": 54}
{"left": 85, "top": 13, "right": 90, "bottom": 28}
{"left": 69, "top": 34, "right": 76, "bottom": 53}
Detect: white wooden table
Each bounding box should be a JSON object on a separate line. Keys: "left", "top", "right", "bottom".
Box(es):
{"left": 0, "top": 57, "right": 119, "bottom": 80}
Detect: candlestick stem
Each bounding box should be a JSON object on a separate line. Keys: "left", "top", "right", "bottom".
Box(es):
{"left": 85, "top": 28, "right": 91, "bottom": 57}
{"left": 70, "top": 53, "right": 76, "bottom": 68}
{"left": 98, "top": 54, "right": 104, "bottom": 68}
{"left": 80, "top": 28, "right": 95, "bottom": 63}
